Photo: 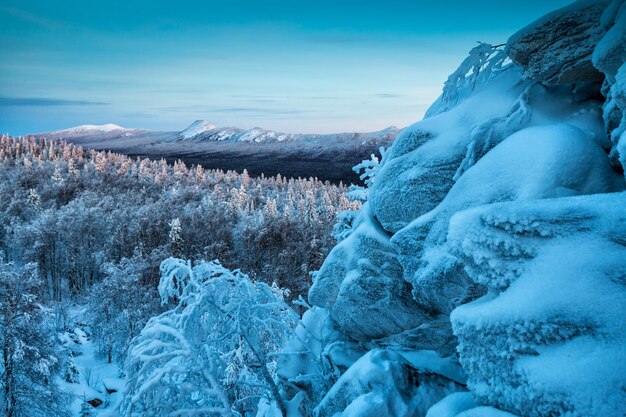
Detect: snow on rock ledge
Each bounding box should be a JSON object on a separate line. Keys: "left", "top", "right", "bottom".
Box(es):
{"left": 314, "top": 349, "right": 463, "bottom": 417}
{"left": 308, "top": 205, "right": 429, "bottom": 341}
{"left": 370, "top": 69, "right": 531, "bottom": 233}
{"left": 448, "top": 192, "right": 626, "bottom": 417}
{"left": 392, "top": 121, "right": 623, "bottom": 314}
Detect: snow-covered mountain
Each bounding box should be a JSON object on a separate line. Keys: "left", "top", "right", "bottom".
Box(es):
{"left": 36, "top": 121, "right": 399, "bottom": 147}
{"left": 34, "top": 122, "right": 400, "bottom": 183}
{"left": 176, "top": 120, "right": 400, "bottom": 144}
{"left": 44, "top": 123, "right": 147, "bottom": 138}
{"left": 178, "top": 120, "right": 218, "bottom": 140}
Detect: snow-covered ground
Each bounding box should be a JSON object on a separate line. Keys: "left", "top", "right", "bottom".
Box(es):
{"left": 60, "top": 307, "right": 125, "bottom": 417}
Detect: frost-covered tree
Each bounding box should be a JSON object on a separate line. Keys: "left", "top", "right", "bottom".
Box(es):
{"left": 120, "top": 258, "right": 298, "bottom": 417}
{"left": 0, "top": 262, "right": 70, "bottom": 417}
{"left": 86, "top": 253, "right": 161, "bottom": 364}
{"left": 168, "top": 217, "right": 184, "bottom": 258}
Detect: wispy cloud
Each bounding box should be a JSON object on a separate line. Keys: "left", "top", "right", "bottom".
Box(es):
{"left": 373, "top": 93, "right": 404, "bottom": 98}
{"left": 160, "top": 105, "right": 308, "bottom": 115}
{"left": 0, "top": 97, "right": 109, "bottom": 106}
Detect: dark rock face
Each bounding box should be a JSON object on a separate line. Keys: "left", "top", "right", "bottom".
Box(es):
{"left": 506, "top": 0, "right": 610, "bottom": 84}
{"left": 87, "top": 398, "right": 103, "bottom": 408}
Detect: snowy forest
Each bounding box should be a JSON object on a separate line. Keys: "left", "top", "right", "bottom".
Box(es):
{"left": 2, "top": 0, "right": 626, "bottom": 417}
{"left": 0, "top": 135, "right": 361, "bottom": 416}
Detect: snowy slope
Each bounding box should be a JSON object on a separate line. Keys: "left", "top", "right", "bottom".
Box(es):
{"left": 178, "top": 120, "right": 218, "bottom": 139}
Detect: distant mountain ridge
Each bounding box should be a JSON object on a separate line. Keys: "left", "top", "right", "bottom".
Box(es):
{"left": 176, "top": 120, "right": 400, "bottom": 144}
{"left": 33, "top": 121, "right": 401, "bottom": 183}
{"left": 36, "top": 121, "right": 400, "bottom": 146}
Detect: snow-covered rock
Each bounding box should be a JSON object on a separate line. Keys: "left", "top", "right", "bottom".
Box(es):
{"left": 370, "top": 68, "right": 532, "bottom": 233}
{"left": 506, "top": 0, "right": 609, "bottom": 84}
{"left": 392, "top": 121, "right": 623, "bottom": 314}
{"left": 425, "top": 392, "right": 477, "bottom": 417}
{"left": 302, "top": 4, "right": 626, "bottom": 417}
{"left": 449, "top": 192, "right": 626, "bottom": 417}
{"left": 277, "top": 306, "right": 365, "bottom": 414}
{"left": 314, "top": 349, "right": 462, "bottom": 417}
{"left": 593, "top": 0, "right": 626, "bottom": 174}
{"left": 309, "top": 205, "right": 428, "bottom": 341}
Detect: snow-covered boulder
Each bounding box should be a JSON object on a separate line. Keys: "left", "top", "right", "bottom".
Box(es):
{"left": 308, "top": 206, "right": 428, "bottom": 341}
{"left": 303, "top": 4, "right": 626, "bottom": 415}
{"left": 506, "top": 0, "right": 610, "bottom": 84}
{"left": 314, "top": 349, "right": 462, "bottom": 417}
{"left": 277, "top": 306, "right": 365, "bottom": 414}
{"left": 370, "top": 69, "right": 532, "bottom": 233}
{"left": 449, "top": 192, "right": 626, "bottom": 417}
{"left": 392, "top": 121, "right": 624, "bottom": 314}
{"left": 425, "top": 392, "right": 477, "bottom": 417}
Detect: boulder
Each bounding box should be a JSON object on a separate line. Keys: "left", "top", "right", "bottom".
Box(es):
{"left": 308, "top": 207, "right": 428, "bottom": 341}
{"left": 506, "top": 0, "right": 610, "bottom": 84}
{"left": 449, "top": 192, "right": 626, "bottom": 417}
{"left": 314, "top": 350, "right": 462, "bottom": 417}
{"left": 393, "top": 122, "right": 623, "bottom": 314}
{"left": 370, "top": 69, "right": 530, "bottom": 233}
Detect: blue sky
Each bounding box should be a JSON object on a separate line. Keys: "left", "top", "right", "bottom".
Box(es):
{"left": 0, "top": 0, "right": 571, "bottom": 135}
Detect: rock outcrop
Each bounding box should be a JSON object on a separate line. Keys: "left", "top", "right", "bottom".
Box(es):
{"left": 506, "top": 0, "right": 610, "bottom": 84}
{"left": 449, "top": 193, "right": 626, "bottom": 417}
{"left": 276, "top": 2, "right": 626, "bottom": 417}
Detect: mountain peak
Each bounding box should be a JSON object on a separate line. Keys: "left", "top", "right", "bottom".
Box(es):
{"left": 54, "top": 123, "right": 126, "bottom": 133}
{"left": 180, "top": 120, "right": 218, "bottom": 139}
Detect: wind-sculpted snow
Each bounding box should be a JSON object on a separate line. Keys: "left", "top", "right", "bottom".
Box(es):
{"left": 448, "top": 193, "right": 626, "bottom": 417}
{"left": 392, "top": 122, "right": 623, "bottom": 314}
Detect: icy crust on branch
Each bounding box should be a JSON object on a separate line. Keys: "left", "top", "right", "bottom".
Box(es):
{"left": 506, "top": 0, "right": 609, "bottom": 84}
{"left": 391, "top": 122, "right": 623, "bottom": 314}
{"left": 449, "top": 192, "right": 626, "bottom": 417}
{"left": 121, "top": 258, "right": 298, "bottom": 417}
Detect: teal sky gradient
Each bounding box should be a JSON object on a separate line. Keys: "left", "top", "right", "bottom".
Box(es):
{"left": 0, "top": 1, "right": 572, "bottom": 135}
